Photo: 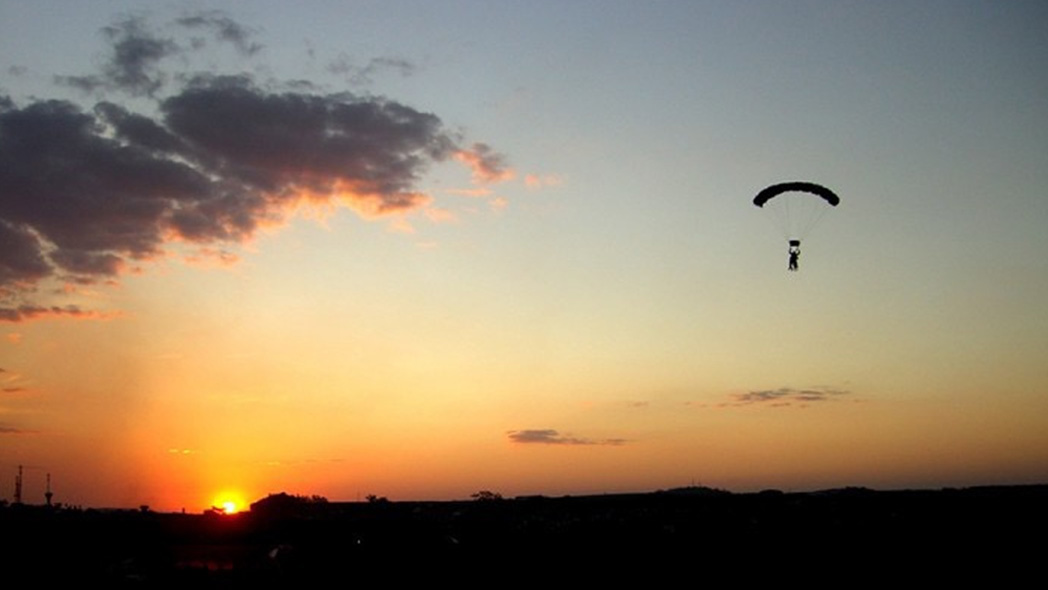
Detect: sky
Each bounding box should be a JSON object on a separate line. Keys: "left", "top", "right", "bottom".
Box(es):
{"left": 1, "top": 1, "right": 1046, "bottom": 512}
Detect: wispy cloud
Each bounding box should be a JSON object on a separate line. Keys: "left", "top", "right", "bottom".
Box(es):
{"left": 57, "top": 15, "right": 179, "bottom": 97}
{"left": 2, "top": 367, "right": 33, "bottom": 393}
{"left": 424, "top": 207, "right": 458, "bottom": 224}
{"left": 455, "top": 143, "right": 515, "bottom": 184}
{"left": 176, "top": 10, "right": 262, "bottom": 56}
{"left": 507, "top": 429, "right": 627, "bottom": 446}
{"left": 1, "top": 13, "right": 508, "bottom": 321}
{"left": 0, "top": 306, "right": 122, "bottom": 323}
{"left": 524, "top": 173, "right": 563, "bottom": 189}
{"left": 328, "top": 54, "right": 416, "bottom": 85}
{"left": 489, "top": 197, "right": 509, "bottom": 212}
{"left": 56, "top": 12, "right": 263, "bottom": 97}
{"left": 444, "top": 187, "right": 494, "bottom": 198}
{"left": 729, "top": 386, "right": 852, "bottom": 407}
{"left": 181, "top": 247, "right": 241, "bottom": 268}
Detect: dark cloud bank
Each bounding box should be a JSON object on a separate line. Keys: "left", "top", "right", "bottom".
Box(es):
{"left": 1, "top": 13, "right": 507, "bottom": 321}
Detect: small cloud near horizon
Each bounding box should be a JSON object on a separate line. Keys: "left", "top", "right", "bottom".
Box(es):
{"left": 727, "top": 386, "right": 852, "bottom": 407}
{"left": 507, "top": 429, "right": 627, "bottom": 446}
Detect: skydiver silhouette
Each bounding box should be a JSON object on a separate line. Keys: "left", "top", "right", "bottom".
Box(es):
{"left": 788, "top": 245, "right": 800, "bottom": 271}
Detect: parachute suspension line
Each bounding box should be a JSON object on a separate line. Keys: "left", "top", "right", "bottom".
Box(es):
{"left": 783, "top": 192, "right": 794, "bottom": 240}
{"left": 760, "top": 206, "right": 789, "bottom": 242}
{"left": 761, "top": 196, "right": 792, "bottom": 241}
{"left": 796, "top": 201, "right": 831, "bottom": 240}
{"left": 783, "top": 205, "right": 793, "bottom": 241}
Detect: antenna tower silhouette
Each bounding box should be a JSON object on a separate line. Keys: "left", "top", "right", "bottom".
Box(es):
{"left": 13, "top": 465, "right": 23, "bottom": 505}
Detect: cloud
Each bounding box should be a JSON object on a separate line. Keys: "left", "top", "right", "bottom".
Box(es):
{"left": 0, "top": 306, "right": 121, "bottom": 323}
{"left": 181, "top": 247, "right": 241, "bottom": 268}
{"left": 57, "top": 16, "right": 179, "bottom": 96}
{"left": 424, "top": 207, "right": 458, "bottom": 224}
{"left": 489, "top": 197, "right": 509, "bottom": 212}
{"left": 455, "top": 143, "right": 515, "bottom": 184}
{"left": 0, "top": 221, "right": 50, "bottom": 290}
{"left": 160, "top": 75, "right": 454, "bottom": 210}
{"left": 1, "top": 14, "right": 508, "bottom": 321}
{"left": 387, "top": 216, "right": 417, "bottom": 235}
{"left": 2, "top": 368, "right": 32, "bottom": 393}
{"left": 328, "top": 55, "right": 416, "bottom": 85}
{"left": 731, "top": 386, "right": 851, "bottom": 407}
{"left": 0, "top": 424, "right": 35, "bottom": 435}
{"left": 445, "top": 187, "right": 494, "bottom": 198}
{"left": 176, "top": 10, "right": 262, "bottom": 56}
{"left": 524, "top": 173, "right": 563, "bottom": 189}
{"left": 507, "top": 429, "right": 627, "bottom": 446}
{"left": 58, "top": 11, "right": 263, "bottom": 96}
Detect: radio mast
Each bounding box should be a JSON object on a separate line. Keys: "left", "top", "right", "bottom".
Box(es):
{"left": 13, "top": 465, "right": 23, "bottom": 505}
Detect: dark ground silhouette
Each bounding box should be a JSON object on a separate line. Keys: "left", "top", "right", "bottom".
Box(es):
{"left": 2, "top": 485, "right": 1044, "bottom": 586}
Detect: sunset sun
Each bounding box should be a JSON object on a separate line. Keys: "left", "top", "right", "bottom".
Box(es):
{"left": 212, "top": 491, "right": 247, "bottom": 515}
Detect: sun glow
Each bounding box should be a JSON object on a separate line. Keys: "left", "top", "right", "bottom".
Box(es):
{"left": 212, "top": 491, "right": 247, "bottom": 515}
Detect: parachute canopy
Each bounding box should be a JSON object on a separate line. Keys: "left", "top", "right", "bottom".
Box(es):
{"left": 753, "top": 181, "right": 839, "bottom": 243}
{"left": 753, "top": 181, "right": 840, "bottom": 208}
